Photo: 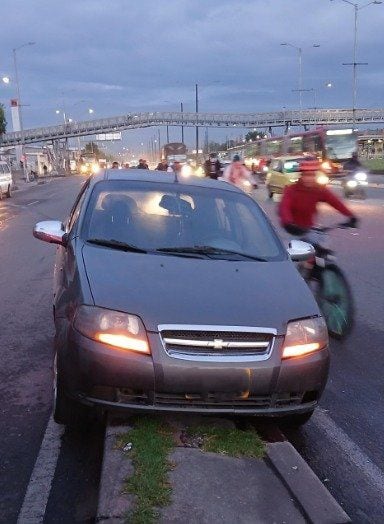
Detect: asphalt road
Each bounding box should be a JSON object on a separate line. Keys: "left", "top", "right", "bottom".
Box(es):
{"left": 0, "top": 176, "right": 383, "bottom": 523}
{"left": 0, "top": 176, "right": 105, "bottom": 524}
{"left": 254, "top": 185, "right": 384, "bottom": 523}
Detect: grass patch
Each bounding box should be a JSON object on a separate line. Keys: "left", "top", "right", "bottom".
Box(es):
{"left": 117, "top": 417, "right": 174, "bottom": 524}
{"left": 362, "top": 158, "right": 384, "bottom": 171}
{"left": 188, "top": 425, "right": 265, "bottom": 458}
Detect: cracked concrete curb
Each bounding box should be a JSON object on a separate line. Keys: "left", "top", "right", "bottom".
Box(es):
{"left": 96, "top": 424, "right": 135, "bottom": 523}
{"left": 96, "top": 422, "right": 351, "bottom": 524}
{"left": 267, "top": 441, "right": 351, "bottom": 524}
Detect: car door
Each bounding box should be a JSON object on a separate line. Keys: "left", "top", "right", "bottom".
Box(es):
{"left": 54, "top": 180, "right": 91, "bottom": 317}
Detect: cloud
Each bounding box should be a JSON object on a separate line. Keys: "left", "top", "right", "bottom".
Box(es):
{"left": 1, "top": 0, "right": 383, "bottom": 148}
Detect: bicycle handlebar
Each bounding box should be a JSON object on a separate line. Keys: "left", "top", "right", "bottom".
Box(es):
{"left": 311, "top": 222, "right": 353, "bottom": 233}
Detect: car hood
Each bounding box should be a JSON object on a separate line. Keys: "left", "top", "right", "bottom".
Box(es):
{"left": 82, "top": 245, "right": 319, "bottom": 334}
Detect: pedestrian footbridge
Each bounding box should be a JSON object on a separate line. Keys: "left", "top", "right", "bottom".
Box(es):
{"left": 2, "top": 108, "right": 384, "bottom": 146}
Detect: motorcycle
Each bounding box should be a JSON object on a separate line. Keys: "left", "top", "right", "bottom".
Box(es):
{"left": 341, "top": 169, "right": 367, "bottom": 199}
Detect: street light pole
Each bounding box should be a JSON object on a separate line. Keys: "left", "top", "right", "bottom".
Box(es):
{"left": 12, "top": 41, "right": 36, "bottom": 181}
{"left": 280, "top": 42, "right": 320, "bottom": 123}
{"left": 195, "top": 83, "right": 199, "bottom": 162}
{"left": 180, "top": 102, "right": 184, "bottom": 143}
{"left": 333, "top": 0, "right": 382, "bottom": 125}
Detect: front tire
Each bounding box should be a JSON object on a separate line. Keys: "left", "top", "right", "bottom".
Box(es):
{"left": 316, "top": 264, "right": 354, "bottom": 339}
{"left": 6, "top": 184, "right": 11, "bottom": 198}
{"left": 53, "top": 354, "right": 90, "bottom": 428}
{"left": 266, "top": 186, "right": 274, "bottom": 199}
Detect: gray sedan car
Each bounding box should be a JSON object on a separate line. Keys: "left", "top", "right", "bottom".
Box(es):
{"left": 34, "top": 169, "right": 329, "bottom": 427}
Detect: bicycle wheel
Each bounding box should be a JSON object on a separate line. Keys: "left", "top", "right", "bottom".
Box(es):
{"left": 316, "top": 264, "right": 354, "bottom": 340}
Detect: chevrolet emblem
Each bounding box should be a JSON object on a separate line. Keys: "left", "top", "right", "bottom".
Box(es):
{"left": 213, "top": 339, "right": 225, "bottom": 349}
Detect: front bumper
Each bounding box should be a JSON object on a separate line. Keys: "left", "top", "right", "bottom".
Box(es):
{"left": 58, "top": 324, "right": 329, "bottom": 417}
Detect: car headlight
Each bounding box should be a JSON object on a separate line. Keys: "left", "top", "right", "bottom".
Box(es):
{"left": 346, "top": 180, "right": 357, "bottom": 188}
{"left": 80, "top": 165, "right": 87, "bottom": 173}
{"left": 91, "top": 163, "right": 100, "bottom": 174}
{"left": 354, "top": 171, "right": 367, "bottom": 181}
{"left": 73, "top": 305, "right": 150, "bottom": 354}
{"left": 282, "top": 317, "right": 328, "bottom": 359}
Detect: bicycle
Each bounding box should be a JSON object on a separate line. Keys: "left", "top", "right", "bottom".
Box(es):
{"left": 299, "top": 223, "right": 354, "bottom": 340}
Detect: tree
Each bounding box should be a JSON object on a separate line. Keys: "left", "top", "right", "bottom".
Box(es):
{"left": 83, "top": 141, "right": 101, "bottom": 159}
{"left": 245, "top": 130, "right": 267, "bottom": 142}
{"left": 0, "top": 104, "right": 6, "bottom": 135}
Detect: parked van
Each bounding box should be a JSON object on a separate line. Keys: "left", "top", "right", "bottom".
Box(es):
{"left": 0, "top": 161, "right": 12, "bottom": 199}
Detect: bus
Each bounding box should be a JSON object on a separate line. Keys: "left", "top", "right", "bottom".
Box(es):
{"left": 230, "top": 128, "right": 359, "bottom": 176}
{"left": 162, "top": 142, "right": 188, "bottom": 164}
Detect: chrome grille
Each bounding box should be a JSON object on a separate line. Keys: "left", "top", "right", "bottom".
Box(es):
{"left": 158, "top": 324, "right": 276, "bottom": 361}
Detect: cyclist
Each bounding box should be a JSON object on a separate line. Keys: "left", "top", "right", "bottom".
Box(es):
{"left": 279, "top": 159, "right": 358, "bottom": 235}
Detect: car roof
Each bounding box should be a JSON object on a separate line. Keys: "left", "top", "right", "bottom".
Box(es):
{"left": 91, "top": 168, "right": 243, "bottom": 193}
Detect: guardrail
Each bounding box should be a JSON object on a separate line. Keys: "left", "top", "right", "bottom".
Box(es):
{"left": 2, "top": 108, "right": 384, "bottom": 146}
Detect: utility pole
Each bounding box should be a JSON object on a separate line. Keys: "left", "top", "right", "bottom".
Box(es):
{"left": 334, "top": 0, "right": 382, "bottom": 126}
{"left": 180, "top": 102, "right": 184, "bottom": 143}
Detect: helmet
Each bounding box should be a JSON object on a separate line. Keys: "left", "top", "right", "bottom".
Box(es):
{"left": 233, "top": 154, "right": 241, "bottom": 162}
{"left": 299, "top": 159, "right": 321, "bottom": 172}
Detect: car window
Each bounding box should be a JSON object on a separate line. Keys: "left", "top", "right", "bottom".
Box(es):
{"left": 67, "top": 180, "right": 90, "bottom": 232}
{"left": 270, "top": 160, "right": 281, "bottom": 171}
{"left": 81, "top": 180, "right": 286, "bottom": 261}
{"left": 283, "top": 159, "right": 302, "bottom": 173}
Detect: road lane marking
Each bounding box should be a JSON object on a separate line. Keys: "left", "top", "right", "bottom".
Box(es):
{"left": 26, "top": 200, "right": 39, "bottom": 206}
{"left": 17, "top": 416, "right": 63, "bottom": 524}
{"left": 313, "top": 410, "right": 384, "bottom": 495}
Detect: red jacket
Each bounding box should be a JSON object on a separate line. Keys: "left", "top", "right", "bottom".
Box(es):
{"left": 279, "top": 180, "right": 353, "bottom": 229}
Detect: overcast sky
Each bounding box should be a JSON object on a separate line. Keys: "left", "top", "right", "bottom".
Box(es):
{"left": 1, "top": 0, "right": 383, "bottom": 155}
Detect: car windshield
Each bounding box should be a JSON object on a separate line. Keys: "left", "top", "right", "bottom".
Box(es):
{"left": 81, "top": 180, "right": 286, "bottom": 261}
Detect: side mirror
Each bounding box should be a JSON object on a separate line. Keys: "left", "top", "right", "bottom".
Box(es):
{"left": 33, "top": 220, "right": 67, "bottom": 246}
{"left": 287, "top": 240, "right": 315, "bottom": 262}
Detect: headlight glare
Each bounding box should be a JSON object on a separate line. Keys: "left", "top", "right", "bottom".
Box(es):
{"left": 355, "top": 171, "right": 367, "bottom": 181}
{"left": 317, "top": 174, "right": 329, "bottom": 185}
{"left": 282, "top": 317, "right": 328, "bottom": 359}
{"left": 74, "top": 305, "right": 150, "bottom": 354}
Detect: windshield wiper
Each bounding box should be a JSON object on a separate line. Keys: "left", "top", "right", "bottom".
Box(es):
{"left": 156, "top": 245, "right": 268, "bottom": 261}
{"left": 86, "top": 238, "right": 147, "bottom": 253}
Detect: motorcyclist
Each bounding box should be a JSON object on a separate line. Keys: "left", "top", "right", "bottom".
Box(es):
{"left": 137, "top": 158, "right": 149, "bottom": 169}
{"left": 204, "top": 153, "right": 221, "bottom": 179}
{"left": 156, "top": 159, "right": 168, "bottom": 171}
{"left": 279, "top": 159, "right": 358, "bottom": 235}
{"left": 222, "top": 154, "right": 253, "bottom": 187}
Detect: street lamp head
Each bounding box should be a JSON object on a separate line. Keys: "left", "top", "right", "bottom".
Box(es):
{"left": 55, "top": 109, "right": 60, "bottom": 114}
{"left": 313, "top": 44, "right": 321, "bottom": 47}
{"left": 280, "top": 42, "right": 288, "bottom": 46}
{"left": 28, "top": 42, "right": 36, "bottom": 46}
{"left": 2, "top": 76, "right": 10, "bottom": 84}
{"left": 88, "top": 108, "right": 94, "bottom": 114}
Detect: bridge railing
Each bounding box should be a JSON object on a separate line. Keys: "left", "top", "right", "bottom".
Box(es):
{"left": 2, "top": 109, "right": 384, "bottom": 146}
